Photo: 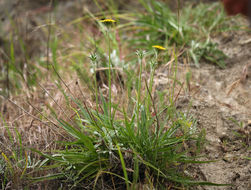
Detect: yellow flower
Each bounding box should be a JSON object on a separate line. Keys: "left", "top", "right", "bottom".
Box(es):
{"left": 152, "top": 45, "right": 166, "bottom": 50}
{"left": 100, "top": 19, "right": 116, "bottom": 23}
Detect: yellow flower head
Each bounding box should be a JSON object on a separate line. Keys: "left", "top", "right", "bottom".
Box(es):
{"left": 152, "top": 45, "right": 166, "bottom": 50}
{"left": 100, "top": 19, "right": 116, "bottom": 23}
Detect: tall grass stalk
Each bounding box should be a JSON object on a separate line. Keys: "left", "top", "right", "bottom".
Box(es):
{"left": 89, "top": 53, "right": 99, "bottom": 111}
{"left": 136, "top": 50, "right": 145, "bottom": 129}
{"left": 146, "top": 57, "right": 156, "bottom": 119}
{"left": 108, "top": 30, "right": 112, "bottom": 123}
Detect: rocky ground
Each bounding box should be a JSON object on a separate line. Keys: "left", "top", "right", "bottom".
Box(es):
{"left": 155, "top": 29, "right": 251, "bottom": 189}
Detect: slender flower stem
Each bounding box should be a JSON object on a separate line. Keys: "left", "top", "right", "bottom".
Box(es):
{"left": 108, "top": 30, "right": 112, "bottom": 122}
{"left": 137, "top": 53, "right": 143, "bottom": 129}
{"left": 99, "top": 19, "right": 118, "bottom": 140}
{"left": 89, "top": 53, "right": 99, "bottom": 111}
{"left": 94, "top": 62, "right": 98, "bottom": 112}
{"left": 146, "top": 59, "right": 156, "bottom": 115}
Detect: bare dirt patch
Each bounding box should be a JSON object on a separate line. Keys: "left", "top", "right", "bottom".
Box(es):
{"left": 155, "top": 28, "right": 251, "bottom": 189}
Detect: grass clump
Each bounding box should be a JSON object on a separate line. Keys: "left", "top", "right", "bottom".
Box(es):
{"left": 129, "top": 0, "right": 230, "bottom": 68}
{"left": 31, "top": 45, "right": 226, "bottom": 189}
{"left": 0, "top": 125, "right": 32, "bottom": 189}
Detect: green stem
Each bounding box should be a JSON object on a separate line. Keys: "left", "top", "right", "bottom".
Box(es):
{"left": 147, "top": 65, "right": 155, "bottom": 115}
{"left": 108, "top": 30, "right": 112, "bottom": 122}
{"left": 94, "top": 63, "right": 98, "bottom": 112}
{"left": 137, "top": 57, "right": 143, "bottom": 129}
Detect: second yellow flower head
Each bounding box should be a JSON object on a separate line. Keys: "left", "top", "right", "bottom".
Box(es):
{"left": 152, "top": 45, "right": 166, "bottom": 50}
{"left": 100, "top": 19, "right": 116, "bottom": 23}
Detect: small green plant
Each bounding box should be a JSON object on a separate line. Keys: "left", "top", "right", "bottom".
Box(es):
{"left": 189, "top": 38, "right": 227, "bottom": 68}
{"left": 32, "top": 47, "right": 228, "bottom": 189}
{"left": 0, "top": 127, "right": 28, "bottom": 189}
{"left": 128, "top": 0, "right": 231, "bottom": 68}
{"left": 229, "top": 118, "right": 250, "bottom": 148}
